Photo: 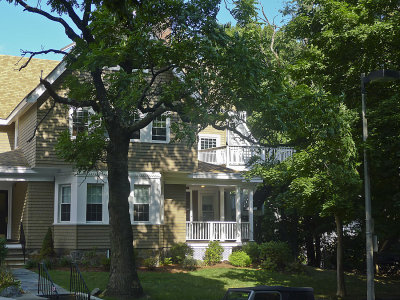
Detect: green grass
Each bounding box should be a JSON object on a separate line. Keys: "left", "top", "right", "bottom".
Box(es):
{"left": 47, "top": 267, "right": 400, "bottom": 300}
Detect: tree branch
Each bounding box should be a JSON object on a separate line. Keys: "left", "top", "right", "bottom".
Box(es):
{"left": 260, "top": 5, "right": 281, "bottom": 65}
{"left": 40, "top": 78, "right": 99, "bottom": 110}
{"left": 27, "top": 100, "right": 55, "bottom": 143}
{"left": 15, "top": 0, "right": 81, "bottom": 41}
{"left": 17, "top": 49, "right": 68, "bottom": 71}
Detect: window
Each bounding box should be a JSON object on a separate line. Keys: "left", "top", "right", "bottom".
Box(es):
{"left": 200, "top": 137, "right": 217, "bottom": 150}
{"left": 86, "top": 184, "right": 103, "bottom": 222}
{"left": 152, "top": 115, "right": 167, "bottom": 141}
{"left": 133, "top": 185, "right": 150, "bottom": 222}
{"left": 71, "top": 108, "right": 89, "bottom": 136}
{"left": 59, "top": 185, "right": 71, "bottom": 222}
{"left": 131, "top": 112, "right": 141, "bottom": 140}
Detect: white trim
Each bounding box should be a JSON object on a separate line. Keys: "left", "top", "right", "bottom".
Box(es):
{"left": 14, "top": 119, "right": 19, "bottom": 149}
{"left": 198, "top": 134, "right": 221, "bottom": 150}
{"left": 0, "top": 61, "right": 66, "bottom": 125}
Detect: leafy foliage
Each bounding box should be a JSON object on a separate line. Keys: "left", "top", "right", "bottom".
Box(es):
{"left": 0, "top": 238, "right": 7, "bottom": 266}
{"left": 259, "top": 241, "right": 293, "bottom": 271}
{"left": 203, "top": 241, "right": 224, "bottom": 266}
{"left": 40, "top": 227, "right": 55, "bottom": 258}
{"left": 228, "top": 250, "right": 251, "bottom": 267}
{"left": 169, "top": 243, "right": 194, "bottom": 265}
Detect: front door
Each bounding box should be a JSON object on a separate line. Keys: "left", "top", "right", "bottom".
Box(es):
{"left": 0, "top": 191, "right": 8, "bottom": 239}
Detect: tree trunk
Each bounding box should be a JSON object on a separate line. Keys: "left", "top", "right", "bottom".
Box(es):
{"left": 335, "top": 214, "right": 346, "bottom": 297}
{"left": 304, "top": 217, "right": 316, "bottom": 266}
{"left": 315, "top": 234, "right": 321, "bottom": 268}
{"left": 104, "top": 127, "right": 143, "bottom": 298}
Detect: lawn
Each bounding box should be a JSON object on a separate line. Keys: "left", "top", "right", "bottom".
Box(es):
{"left": 47, "top": 266, "right": 400, "bottom": 300}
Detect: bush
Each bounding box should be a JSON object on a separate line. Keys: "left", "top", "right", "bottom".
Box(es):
{"left": 100, "top": 256, "right": 111, "bottom": 271}
{"left": 182, "top": 256, "right": 198, "bottom": 270}
{"left": 203, "top": 241, "right": 223, "bottom": 266}
{"left": 160, "top": 257, "right": 172, "bottom": 266}
{"left": 25, "top": 256, "right": 40, "bottom": 269}
{"left": 242, "top": 242, "right": 261, "bottom": 263}
{"left": 0, "top": 267, "right": 20, "bottom": 291}
{"left": 170, "top": 243, "right": 194, "bottom": 264}
{"left": 58, "top": 256, "right": 72, "bottom": 267}
{"left": 228, "top": 250, "right": 251, "bottom": 267}
{"left": 259, "top": 241, "right": 292, "bottom": 271}
{"left": 0, "top": 238, "right": 7, "bottom": 266}
{"left": 40, "top": 227, "right": 55, "bottom": 258}
{"left": 143, "top": 257, "right": 158, "bottom": 270}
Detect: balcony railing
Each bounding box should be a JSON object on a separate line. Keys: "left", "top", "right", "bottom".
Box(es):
{"left": 186, "top": 221, "right": 249, "bottom": 241}
{"left": 198, "top": 145, "right": 294, "bottom": 167}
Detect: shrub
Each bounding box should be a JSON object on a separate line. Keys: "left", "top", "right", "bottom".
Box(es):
{"left": 59, "top": 256, "right": 72, "bottom": 267}
{"left": 25, "top": 256, "right": 40, "bottom": 269}
{"left": 0, "top": 267, "right": 20, "bottom": 291}
{"left": 242, "top": 242, "right": 261, "bottom": 263}
{"left": 143, "top": 257, "right": 158, "bottom": 270}
{"left": 100, "top": 256, "right": 111, "bottom": 271}
{"left": 40, "top": 227, "right": 55, "bottom": 258}
{"left": 170, "top": 243, "right": 194, "bottom": 264}
{"left": 203, "top": 241, "right": 223, "bottom": 265}
{"left": 160, "top": 257, "right": 172, "bottom": 266}
{"left": 259, "top": 241, "right": 292, "bottom": 271}
{"left": 0, "top": 238, "right": 7, "bottom": 266}
{"left": 182, "top": 256, "right": 198, "bottom": 271}
{"left": 228, "top": 250, "right": 251, "bottom": 267}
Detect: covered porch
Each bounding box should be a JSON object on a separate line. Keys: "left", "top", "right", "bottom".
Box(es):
{"left": 185, "top": 185, "right": 254, "bottom": 242}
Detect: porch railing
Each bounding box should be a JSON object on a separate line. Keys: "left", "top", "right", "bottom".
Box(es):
{"left": 186, "top": 221, "right": 249, "bottom": 241}
{"left": 198, "top": 146, "right": 294, "bottom": 167}
{"left": 70, "top": 262, "right": 91, "bottom": 300}
{"left": 38, "top": 262, "right": 59, "bottom": 299}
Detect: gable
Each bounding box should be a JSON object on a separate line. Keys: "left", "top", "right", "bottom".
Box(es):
{"left": 0, "top": 55, "right": 60, "bottom": 119}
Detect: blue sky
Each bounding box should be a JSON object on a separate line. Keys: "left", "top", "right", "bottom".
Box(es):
{"left": 0, "top": 0, "right": 288, "bottom": 61}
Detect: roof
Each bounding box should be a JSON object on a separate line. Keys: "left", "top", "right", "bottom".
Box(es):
{"left": 0, "top": 55, "right": 60, "bottom": 119}
{"left": 197, "top": 161, "right": 239, "bottom": 173}
{"left": 0, "top": 149, "right": 29, "bottom": 167}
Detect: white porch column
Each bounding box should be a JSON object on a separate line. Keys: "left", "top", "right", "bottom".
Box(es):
{"left": 219, "top": 187, "right": 225, "bottom": 221}
{"left": 190, "top": 190, "right": 193, "bottom": 222}
{"left": 235, "top": 187, "right": 241, "bottom": 242}
{"left": 249, "top": 188, "right": 254, "bottom": 241}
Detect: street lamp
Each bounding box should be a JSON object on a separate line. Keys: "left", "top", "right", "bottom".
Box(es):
{"left": 361, "top": 69, "right": 400, "bottom": 300}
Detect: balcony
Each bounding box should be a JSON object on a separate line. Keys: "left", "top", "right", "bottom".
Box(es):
{"left": 186, "top": 221, "right": 250, "bottom": 241}
{"left": 198, "top": 145, "right": 294, "bottom": 170}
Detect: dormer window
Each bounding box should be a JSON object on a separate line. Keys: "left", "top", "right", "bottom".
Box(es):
{"left": 152, "top": 115, "right": 167, "bottom": 141}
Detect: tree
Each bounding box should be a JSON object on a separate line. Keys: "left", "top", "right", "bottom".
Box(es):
{"left": 4, "top": 0, "right": 268, "bottom": 297}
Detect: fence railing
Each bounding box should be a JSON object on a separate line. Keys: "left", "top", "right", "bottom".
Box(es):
{"left": 38, "top": 262, "right": 59, "bottom": 299}
{"left": 198, "top": 146, "right": 294, "bottom": 167}
{"left": 186, "top": 221, "right": 249, "bottom": 241}
{"left": 70, "top": 262, "right": 91, "bottom": 300}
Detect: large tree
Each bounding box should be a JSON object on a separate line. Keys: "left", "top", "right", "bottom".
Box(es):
{"left": 5, "top": 0, "right": 268, "bottom": 298}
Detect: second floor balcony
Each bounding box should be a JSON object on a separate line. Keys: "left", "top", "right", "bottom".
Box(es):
{"left": 198, "top": 145, "right": 294, "bottom": 170}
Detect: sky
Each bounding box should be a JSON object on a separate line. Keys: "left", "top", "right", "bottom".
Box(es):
{"left": 0, "top": 0, "right": 288, "bottom": 61}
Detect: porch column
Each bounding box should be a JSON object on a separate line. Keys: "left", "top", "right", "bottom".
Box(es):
{"left": 190, "top": 190, "right": 193, "bottom": 222}
{"left": 249, "top": 189, "right": 254, "bottom": 241}
{"left": 235, "top": 187, "right": 241, "bottom": 242}
{"left": 219, "top": 187, "right": 225, "bottom": 221}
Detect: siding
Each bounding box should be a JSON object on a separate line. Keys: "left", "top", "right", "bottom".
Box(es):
{"left": 0, "top": 124, "right": 14, "bottom": 153}
{"left": 35, "top": 97, "right": 70, "bottom": 167}
{"left": 11, "top": 182, "right": 27, "bottom": 241}
{"left": 199, "top": 126, "right": 226, "bottom": 147}
{"left": 53, "top": 225, "right": 77, "bottom": 250}
{"left": 23, "top": 182, "right": 54, "bottom": 249}
{"left": 18, "top": 104, "right": 37, "bottom": 166}
{"left": 163, "top": 184, "right": 186, "bottom": 247}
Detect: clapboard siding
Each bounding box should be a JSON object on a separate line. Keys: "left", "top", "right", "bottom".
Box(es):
{"left": 53, "top": 225, "right": 77, "bottom": 250}
{"left": 35, "top": 97, "right": 70, "bottom": 167}
{"left": 163, "top": 184, "right": 186, "bottom": 247}
{"left": 199, "top": 126, "right": 226, "bottom": 147}
{"left": 11, "top": 182, "right": 27, "bottom": 240}
{"left": 24, "top": 182, "right": 54, "bottom": 249}
{"left": 0, "top": 124, "right": 14, "bottom": 153}
{"left": 18, "top": 104, "right": 37, "bottom": 166}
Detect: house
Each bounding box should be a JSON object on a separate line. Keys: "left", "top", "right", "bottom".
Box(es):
{"left": 0, "top": 54, "right": 291, "bottom": 262}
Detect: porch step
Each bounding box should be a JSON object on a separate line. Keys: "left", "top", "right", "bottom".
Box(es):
{"left": 4, "top": 244, "right": 25, "bottom": 269}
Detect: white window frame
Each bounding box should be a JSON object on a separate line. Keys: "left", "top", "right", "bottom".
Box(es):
{"left": 59, "top": 184, "right": 71, "bottom": 223}
{"left": 68, "top": 107, "right": 94, "bottom": 139}
{"left": 198, "top": 134, "right": 221, "bottom": 150}
{"left": 130, "top": 115, "right": 170, "bottom": 144}
{"left": 132, "top": 185, "right": 151, "bottom": 222}
{"left": 86, "top": 183, "right": 104, "bottom": 223}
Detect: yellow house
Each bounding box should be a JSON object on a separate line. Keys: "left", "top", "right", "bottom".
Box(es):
{"left": 0, "top": 54, "right": 294, "bottom": 263}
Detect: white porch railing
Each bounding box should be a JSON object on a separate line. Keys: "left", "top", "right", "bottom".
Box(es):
{"left": 198, "top": 146, "right": 294, "bottom": 167}
{"left": 186, "top": 221, "right": 249, "bottom": 241}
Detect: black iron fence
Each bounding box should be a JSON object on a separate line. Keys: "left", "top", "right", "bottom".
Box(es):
{"left": 38, "top": 262, "right": 59, "bottom": 299}
{"left": 70, "top": 262, "right": 91, "bottom": 300}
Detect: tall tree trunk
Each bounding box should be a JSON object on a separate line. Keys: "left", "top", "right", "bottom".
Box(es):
{"left": 105, "top": 127, "right": 143, "bottom": 298}
{"left": 304, "top": 217, "right": 316, "bottom": 266}
{"left": 335, "top": 214, "right": 346, "bottom": 297}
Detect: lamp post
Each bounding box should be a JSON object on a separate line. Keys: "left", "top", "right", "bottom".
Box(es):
{"left": 361, "top": 69, "right": 400, "bottom": 300}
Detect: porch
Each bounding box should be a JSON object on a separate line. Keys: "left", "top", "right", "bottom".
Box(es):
{"left": 185, "top": 186, "right": 254, "bottom": 243}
